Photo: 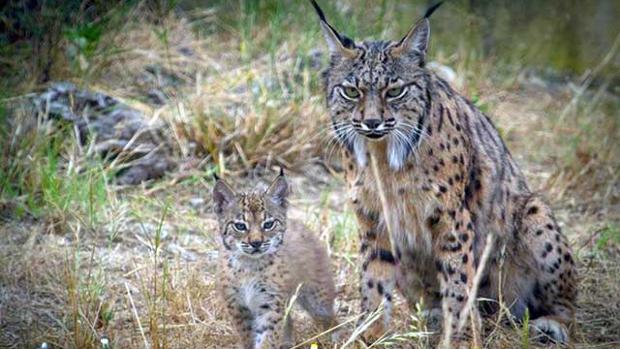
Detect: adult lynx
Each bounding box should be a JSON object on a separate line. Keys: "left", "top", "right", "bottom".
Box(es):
{"left": 311, "top": 1, "right": 577, "bottom": 346}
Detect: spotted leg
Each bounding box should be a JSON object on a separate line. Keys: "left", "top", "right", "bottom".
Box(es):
{"left": 433, "top": 205, "right": 481, "bottom": 348}
{"left": 519, "top": 196, "right": 577, "bottom": 344}
{"left": 356, "top": 210, "right": 397, "bottom": 342}
{"left": 253, "top": 294, "right": 287, "bottom": 349}
{"left": 341, "top": 149, "right": 397, "bottom": 342}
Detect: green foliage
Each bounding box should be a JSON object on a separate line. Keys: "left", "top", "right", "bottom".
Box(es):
{"left": 471, "top": 94, "right": 491, "bottom": 114}
{"left": 39, "top": 150, "right": 108, "bottom": 229}
{"left": 596, "top": 223, "right": 620, "bottom": 252}
{"left": 1, "top": 0, "right": 139, "bottom": 89}
{"left": 0, "top": 106, "right": 109, "bottom": 230}
{"left": 192, "top": 0, "right": 619, "bottom": 81}
{"left": 2, "top": 0, "right": 618, "bottom": 93}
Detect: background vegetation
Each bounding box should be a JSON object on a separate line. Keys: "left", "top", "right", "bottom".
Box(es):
{"left": 1, "top": 0, "right": 618, "bottom": 348}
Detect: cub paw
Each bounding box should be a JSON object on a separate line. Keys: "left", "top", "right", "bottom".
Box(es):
{"left": 362, "top": 324, "right": 385, "bottom": 344}
{"left": 420, "top": 307, "right": 443, "bottom": 331}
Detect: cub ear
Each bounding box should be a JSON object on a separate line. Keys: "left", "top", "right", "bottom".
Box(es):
{"left": 390, "top": 2, "right": 442, "bottom": 61}
{"left": 310, "top": 0, "right": 357, "bottom": 58}
{"left": 213, "top": 179, "right": 236, "bottom": 214}
{"left": 265, "top": 171, "right": 288, "bottom": 209}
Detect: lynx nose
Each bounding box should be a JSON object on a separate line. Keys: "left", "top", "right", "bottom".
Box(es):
{"left": 363, "top": 118, "right": 382, "bottom": 130}
{"left": 249, "top": 240, "right": 262, "bottom": 249}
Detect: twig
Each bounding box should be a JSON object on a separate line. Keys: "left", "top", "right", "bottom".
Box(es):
{"left": 342, "top": 305, "right": 385, "bottom": 348}
{"left": 186, "top": 292, "right": 197, "bottom": 324}
{"left": 457, "top": 234, "right": 496, "bottom": 333}
{"left": 369, "top": 154, "right": 396, "bottom": 251}
{"left": 577, "top": 226, "right": 607, "bottom": 254}
{"left": 283, "top": 283, "right": 303, "bottom": 323}
{"left": 289, "top": 314, "right": 362, "bottom": 349}
{"left": 125, "top": 282, "right": 150, "bottom": 349}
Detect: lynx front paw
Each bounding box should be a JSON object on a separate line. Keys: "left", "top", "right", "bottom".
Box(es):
{"left": 530, "top": 317, "right": 569, "bottom": 344}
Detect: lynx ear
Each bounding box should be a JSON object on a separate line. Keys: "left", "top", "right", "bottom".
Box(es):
{"left": 391, "top": 19, "right": 430, "bottom": 59}
{"left": 391, "top": 2, "right": 442, "bottom": 61}
{"left": 213, "top": 179, "right": 236, "bottom": 214}
{"left": 310, "top": 0, "right": 357, "bottom": 58}
{"left": 265, "top": 171, "right": 288, "bottom": 209}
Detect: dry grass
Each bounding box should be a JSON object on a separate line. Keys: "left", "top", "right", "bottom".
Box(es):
{"left": 1, "top": 2, "right": 619, "bottom": 349}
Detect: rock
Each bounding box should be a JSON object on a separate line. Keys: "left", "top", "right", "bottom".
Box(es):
{"left": 137, "top": 222, "right": 170, "bottom": 241}
{"left": 189, "top": 197, "right": 205, "bottom": 209}
{"left": 32, "top": 82, "right": 176, "bottom": 185}
{"left": 147, "top": 88, "right": 168, "bottom": 106}
{"left": 116, "top": 155, "right": 172, "bottom": 186}
{"left": 167, "top": 243, "right": 197, "bottom": 262}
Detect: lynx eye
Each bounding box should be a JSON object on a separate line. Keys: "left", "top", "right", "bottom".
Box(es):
{"left": 233, "top": 222, "right": 248, "bottom": 232}
{"left": 262, "top": 219, "right": 275, "bottom": 231}
{"left": 340, "top": 86, "right": 361, "bottom": 100}
{"left": 385, "top": 86, "right": 408, "bottom": 100}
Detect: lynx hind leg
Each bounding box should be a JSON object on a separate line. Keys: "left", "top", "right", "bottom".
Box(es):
{"left": 520, "top": 196, "right": 577, "bottom": 344}
{"left": 298, "top": 285, "right": 336, "bottom": 331}
{"left": 530, "top": 316, "right": 569, "bottom": 344}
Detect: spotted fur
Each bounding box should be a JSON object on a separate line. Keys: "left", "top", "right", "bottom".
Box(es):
{"left": 213, "top": 173, "right": 336, "bottom": 349}
{"left": 311, "top": 1, "right": 577, "bottom": 346}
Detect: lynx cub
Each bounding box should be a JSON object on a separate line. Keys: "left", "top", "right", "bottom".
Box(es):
{"left": 213, "top": 172, "right": 336, "bottom": 349}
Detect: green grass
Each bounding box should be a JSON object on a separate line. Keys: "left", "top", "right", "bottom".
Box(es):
{"left": 0, "top": 107, "right": 110, "bottom": 232}
{"left": 597, "top": 223, "right": 620, "bottom": 252}
{"left": 520, "top": 309, "right": 530, "bottom": 349}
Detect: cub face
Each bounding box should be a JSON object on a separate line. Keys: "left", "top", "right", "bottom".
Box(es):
{"left": 213, "top": 173, "right": 288, "bottom": 258}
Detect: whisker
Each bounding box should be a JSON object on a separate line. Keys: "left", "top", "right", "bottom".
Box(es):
{"left": 312, "top": 121, "right": 350, "bottom": 139}
{"left": 399, "top": 121, "right": 431, "bottom": 139}
{"left": 324, "top": 125, "right": 354, "bottom": 162}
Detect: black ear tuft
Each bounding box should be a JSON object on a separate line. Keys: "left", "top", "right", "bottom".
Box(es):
{"left": 310, "top": 0, "right": 328, "bottom": 22}
{"left": 279, "top": 167, "right": 285, "bottom": 177}
{"left": 213, "top": 173, "right": 219, "bottom": 181}
{"left": 424, "top": 1, "right": 443, "bottom": 19}
{"left": 310, "top": 0, "right": 357, "bottom": 54}
{"left": 310, "top": 0, "right": 354, "bottom": 48}
{"left": 391, "top": 2, "right": 441, "bottom": 59}
{"left": 340, "top": 36, "right": 355, "bottom": 49}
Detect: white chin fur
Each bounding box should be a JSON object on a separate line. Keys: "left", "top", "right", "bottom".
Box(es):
{"left": 388, "top": 138, "right": 407, "bottom": 170}
{"left": 352, "top": 136, "right": 409, "bottom": 171}
{"left": 353, "top": 137, "right": 367, "bottom": 167}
